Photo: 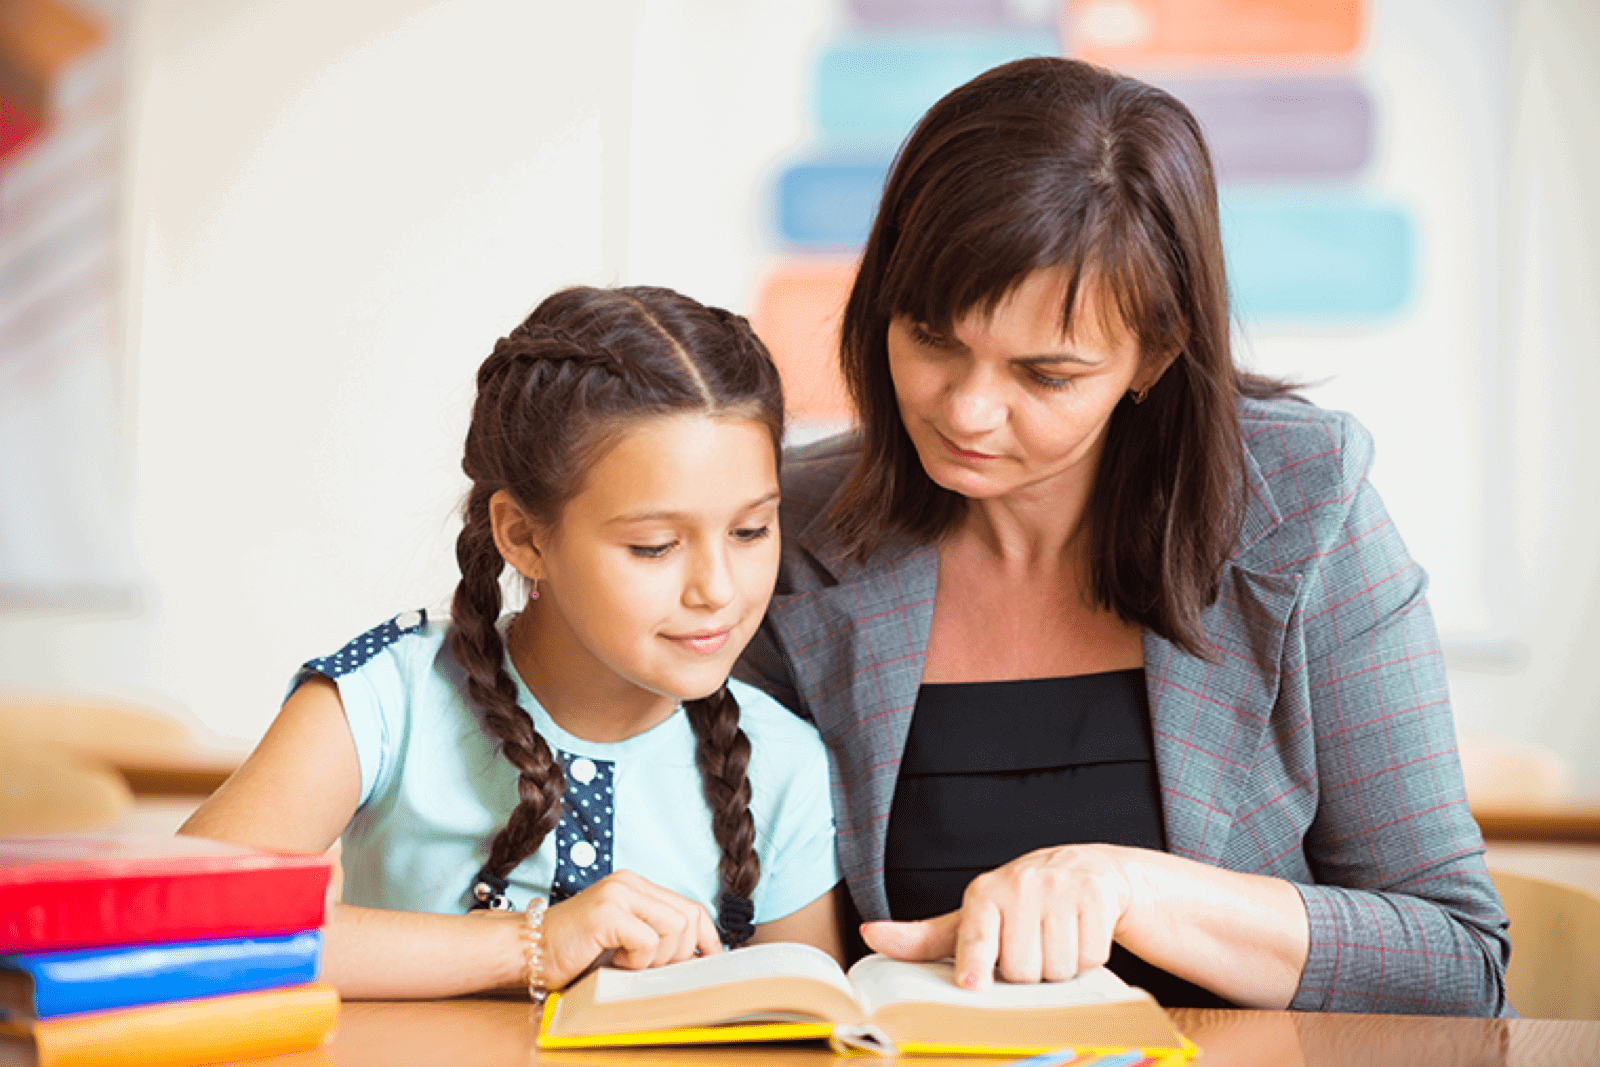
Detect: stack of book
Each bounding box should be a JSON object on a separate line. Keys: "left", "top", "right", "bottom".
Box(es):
{"left": 0, "top": 835, "right": 338, "bottom": 1067}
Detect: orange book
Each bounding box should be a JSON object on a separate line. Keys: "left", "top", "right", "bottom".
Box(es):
{"left": 0, "top": 982, "right": 340, "bottom": 1067}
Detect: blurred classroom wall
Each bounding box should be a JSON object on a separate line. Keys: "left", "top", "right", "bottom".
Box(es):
{"left": 1, "top": 0, "right": 1596, "bottom": 798}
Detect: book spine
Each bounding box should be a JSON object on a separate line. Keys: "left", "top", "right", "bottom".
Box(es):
{"left": 0, "top": 866, "right": 329, "bottom": 953}
{"left": 30, "top": 982, "right": 340, "bottom": 1067}
{"left": 19, "top": 930, "right": 322, "bottom": 1017}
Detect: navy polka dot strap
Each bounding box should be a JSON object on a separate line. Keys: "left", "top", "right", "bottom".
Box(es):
{"left": 549, "top": 750, "right": 615, "bottom": 902}
{"left": 302, "top": 609, "right": 427, "bottom": 680}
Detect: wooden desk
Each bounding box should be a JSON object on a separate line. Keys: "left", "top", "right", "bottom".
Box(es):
{"left": 226, "top": 1000, "right": 1600, "bottom": 1067}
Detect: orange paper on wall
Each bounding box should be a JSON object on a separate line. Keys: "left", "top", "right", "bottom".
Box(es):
{"left": 1065, "top": 0, "right": 1364, "bottom": 66}
{"left": 752, "top": 259, "right": 857, "bottom": 425}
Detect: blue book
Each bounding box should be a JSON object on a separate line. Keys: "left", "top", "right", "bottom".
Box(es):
{"left": 0, "top": 930, "right": 320, "bottom": 1018}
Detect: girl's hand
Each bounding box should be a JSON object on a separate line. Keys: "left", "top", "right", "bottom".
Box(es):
{"left": 541, "top": 870, "right": 725, "bottom": 989}
{"left": 860, "top": 844, "right": 1138, "bottom": 990}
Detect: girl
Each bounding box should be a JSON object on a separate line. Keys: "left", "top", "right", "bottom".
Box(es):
{"left": 183, "top": 285, "right": 843, "bottom": 1000}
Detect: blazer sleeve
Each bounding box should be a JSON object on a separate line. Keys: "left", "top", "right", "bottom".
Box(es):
{"left": 1286, "top": 419, "right": 1511, "bottom": 1015}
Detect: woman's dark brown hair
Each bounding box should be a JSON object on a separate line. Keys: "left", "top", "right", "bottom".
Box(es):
{"left": 835, "top": 56, "right": 1292, "bottom": 657}
{"left": 451, "top": 285, "right": 783, "bottom": 946}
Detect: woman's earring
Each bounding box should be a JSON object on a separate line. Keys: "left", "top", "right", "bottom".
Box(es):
{"left": 529, "top": 578, "right": 540, "bottom": 602}
{"left": 1130, "top": 386, "right": 1149, "bottom": 405}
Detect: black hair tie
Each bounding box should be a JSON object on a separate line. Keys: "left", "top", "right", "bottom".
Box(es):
{"left": 717, "top": 891, "right": 755, "bottom": 948}
{"left": 468, "top": 867, "right": 513, "bottom": 911}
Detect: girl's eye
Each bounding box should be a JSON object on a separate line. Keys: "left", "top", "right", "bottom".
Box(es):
{"left": 629, "top": 542, "right": 676, "bottom": 559}
{"left": 733, "top": 525, "right": 771, "bottom": 544}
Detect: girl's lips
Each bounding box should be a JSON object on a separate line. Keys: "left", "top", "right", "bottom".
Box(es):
{"left": 665, "top": 630, "right": 731, "bottom": 655}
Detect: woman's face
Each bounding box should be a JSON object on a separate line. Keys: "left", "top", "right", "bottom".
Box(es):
{"left": 887, "top": 269, "right": 1150, "bottom": 507}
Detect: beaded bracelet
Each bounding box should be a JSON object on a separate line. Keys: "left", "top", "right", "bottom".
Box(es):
{"left": 522, "top": 896, "right": 548, "bottom": 1004}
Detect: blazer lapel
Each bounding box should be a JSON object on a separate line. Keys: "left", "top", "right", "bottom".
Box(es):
{"left": 763, "top": 530, "right": 937, "bottom": 920}
{"left": 1146, "top": 446, "right": 1303, "bottom": 868}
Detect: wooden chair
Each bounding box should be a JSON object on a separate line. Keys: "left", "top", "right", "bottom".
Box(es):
{"left": 1490, "top": 867, "right": 1600, "bottom": 1019}
{"left": 0, "top": 695, "right": 231, "bottom": 835}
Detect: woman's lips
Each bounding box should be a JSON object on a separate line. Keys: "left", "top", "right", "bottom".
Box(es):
{"left": 938, "top": 432, "right": 997, "bottom": 460}
{"left": 664, "top": 630, "right": 731, "bottom": 655}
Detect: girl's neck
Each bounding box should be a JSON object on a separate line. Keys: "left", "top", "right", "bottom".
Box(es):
{"left": 503, "top": 609, "right": 680, "bottom": 744}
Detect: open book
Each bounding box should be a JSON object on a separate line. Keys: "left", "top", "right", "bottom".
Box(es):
{"left": 537, "top": 943, "right": 1195, "bottom": 1060}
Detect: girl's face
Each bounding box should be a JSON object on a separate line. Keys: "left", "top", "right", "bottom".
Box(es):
{"left": 510, "top": 414, "right": 780, "bottom": 722}
{"left": 887, "top": 268, "right": 1153, "bottom": 508}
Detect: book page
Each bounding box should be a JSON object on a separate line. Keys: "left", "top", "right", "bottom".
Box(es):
{"left": 846, "top": 956, "right": 1142, "bottom": 1019}
{"left": 593, "top": 942, "right": 855, "bottom": 1006}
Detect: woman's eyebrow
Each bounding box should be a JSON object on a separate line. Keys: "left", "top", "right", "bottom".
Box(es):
{"left": 1015, "top": 352, "right": 1100, "bottom": 367}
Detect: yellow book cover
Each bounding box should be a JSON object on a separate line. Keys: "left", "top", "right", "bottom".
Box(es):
{"left": 536, "top": 943, "right": 1195, "bottom": 1060}
{"left": 0, "top": 980, "right": 339, "bottom": 1067}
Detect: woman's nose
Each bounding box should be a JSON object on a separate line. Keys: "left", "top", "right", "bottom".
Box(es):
{"left": 943, "top": 364, "right": 1006, "bottom": 435}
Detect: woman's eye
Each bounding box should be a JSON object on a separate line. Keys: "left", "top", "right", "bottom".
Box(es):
{"left": 908, "top": 323, "right": 951, "bottom": 349}
{"left": 733, "top": 525, "right": 772, "bottom": 544}
{"left": 629, "top": 542, "right": 675, "bottom": 559}
{"left": 1027, "top": 368, "right": 1073, "bottom": 391}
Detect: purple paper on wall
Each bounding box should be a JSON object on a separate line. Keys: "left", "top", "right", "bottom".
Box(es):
{"left": 1162, "top": 76, "right": 1374, "bottom": 182}
{"left": 847, "top": 0, "right": 1054, "bottom": 28}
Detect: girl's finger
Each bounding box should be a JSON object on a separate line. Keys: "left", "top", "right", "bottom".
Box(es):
{"left": 602, "top": 908, "right": 666, "bottom": 970}
{"left": 606, "top": 887, "right": 695, "bottom": 968}
{"left": 693, "top": 902, "right": 724, "bottom": 959}
{"left": 629, "top": 883, "right": 720, "bottom": 965}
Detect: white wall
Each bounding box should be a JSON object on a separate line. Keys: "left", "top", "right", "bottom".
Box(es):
{"left": 1, "top": 0, "right": 1596, "bottom": 790}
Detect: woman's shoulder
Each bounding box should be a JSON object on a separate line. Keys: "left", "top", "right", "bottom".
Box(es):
{"left": 777, "top": 431, "right": 860, "bottom": 531}
{"left": 1235, "top": 393, "right": 1379, "bottom": 557}
{"left": 1238, "top": 393, "right": 1372, "bottom": 470}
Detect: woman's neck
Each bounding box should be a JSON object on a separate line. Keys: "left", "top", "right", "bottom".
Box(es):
{"left": 957, "top": 465, "right": 1096, "bottom": 571}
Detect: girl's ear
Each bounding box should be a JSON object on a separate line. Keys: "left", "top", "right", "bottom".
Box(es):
{"left": 488, "top": 489, "right": 544, "bottom": 580}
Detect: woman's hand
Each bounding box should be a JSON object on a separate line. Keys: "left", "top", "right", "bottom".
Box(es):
{"left": 862, "top": 844, "right": 1136, "bottom": 990}
{"left": 541, "top": 870, "right": 725, "bottom": 989}
{"left": 860, "top": 844, "right": 1309, "bottom": 1007}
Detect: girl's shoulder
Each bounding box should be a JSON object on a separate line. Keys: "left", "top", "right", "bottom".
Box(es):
{"left": 293, "top": 608, "right": 447, "bottom": 697}
{"left": 726, "top": 677, "right": 821, "bottom": 745}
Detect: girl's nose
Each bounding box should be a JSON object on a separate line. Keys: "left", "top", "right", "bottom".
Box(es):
{"left": 684, "top": 545, "right": 736, "bottom": 610}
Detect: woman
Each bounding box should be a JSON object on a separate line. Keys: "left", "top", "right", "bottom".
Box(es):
{"left": 736, "top": 57, "right": 1509, "bottom": 1015}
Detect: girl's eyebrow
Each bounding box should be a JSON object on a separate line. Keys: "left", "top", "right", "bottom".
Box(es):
{"left": 608, "top": 490, "right": 782, "bottom": 525}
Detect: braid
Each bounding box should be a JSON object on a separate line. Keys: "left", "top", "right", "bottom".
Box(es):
{"left": 449, "top": 284, "right": 786, "bottom": 916}
{"left": 447, "top": 485, "right": 565, "bottom": 902}
{"left": 684, "top": 685, "right": 760, "bottom": 946}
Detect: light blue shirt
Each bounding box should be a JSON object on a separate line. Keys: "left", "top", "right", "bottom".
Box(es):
{"left": 293, "top": 611, "right": 838, "bottom": 925}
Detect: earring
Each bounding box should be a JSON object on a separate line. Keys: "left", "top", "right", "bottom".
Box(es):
{"left": 1130, "top": 386, "right": 1149, "bottom": 405}
{"left": 529, "top": 578, "right": 540, "bottom": 602}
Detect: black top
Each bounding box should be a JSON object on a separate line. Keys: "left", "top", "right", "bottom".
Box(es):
{"left": 883, "top": 671, "right": 1229, "bottom": 1009}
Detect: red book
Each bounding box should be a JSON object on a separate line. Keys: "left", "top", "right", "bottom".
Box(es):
{"left": 0, "top": 835, "right": 330, "bottom": 954}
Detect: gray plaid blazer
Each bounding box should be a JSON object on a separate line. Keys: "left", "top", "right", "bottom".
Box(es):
{"left": 736, "top": 396, "right": 1510, "bottom": 1016}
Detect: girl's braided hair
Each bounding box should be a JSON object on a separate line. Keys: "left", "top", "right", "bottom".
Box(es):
{"left": 451, "top": 285, "right": 783, "bottom": 946}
